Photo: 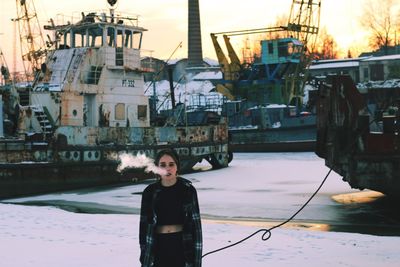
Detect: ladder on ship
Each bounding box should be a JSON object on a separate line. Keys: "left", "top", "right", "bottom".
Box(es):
{"left": 31, "top": 105, "right": 54, "bottom": 139}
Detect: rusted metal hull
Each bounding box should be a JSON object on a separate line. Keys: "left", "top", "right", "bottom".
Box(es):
{"left": 316, "top": 75, "right": 400, "bottom": 196}
{"left": 0, "top": 162, "right": 136, "bottom": 199}
{"left": 0, "top": 125, "right": 229, "bottom": 199}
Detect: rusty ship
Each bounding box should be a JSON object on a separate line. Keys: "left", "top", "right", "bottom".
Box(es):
{"left": 316, "top": 75, "right": 400, "bottom": 197}
{"left": 0, "top": 0, "right": 229, "bottom": 199}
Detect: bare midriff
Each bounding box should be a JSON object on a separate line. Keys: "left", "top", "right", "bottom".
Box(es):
{"left": 156, "top": 224, "right": 183, "bottom": 234}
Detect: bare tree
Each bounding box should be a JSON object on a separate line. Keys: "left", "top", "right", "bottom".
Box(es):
{"left": 312, "top": 27, "right": 339, "bottom": 59}
{"left": 360, "top": 0, "right": 399, "bottom": 54}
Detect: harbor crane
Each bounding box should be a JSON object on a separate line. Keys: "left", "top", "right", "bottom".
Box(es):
{"left": 211, "top": 0, "right": 321, "bottom": 104}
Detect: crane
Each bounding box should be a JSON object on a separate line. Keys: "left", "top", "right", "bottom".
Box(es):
{"left": 13, "top": 0, "right": 47, "bottom": 81}
{"left": 287, "top": 0, "right": 320, "bottom": 51}
{"left": 286, "top": 0, "right": 321, "bottom": 106}
{"left": 211, "top": 0, "right": 321, "bottom": 105}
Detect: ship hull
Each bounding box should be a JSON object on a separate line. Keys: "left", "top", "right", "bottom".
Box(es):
{"left": 316, "top": 75, "right": 400, "bottom": 197}
{"left": 229, "top": 126, "right": 316, "bottom": 152}
{"left": 0, "top": 124, "right": 229, "bottom": 200}
{"left": 229, "top": 140, "right": 315, "bottom": 152}
{"left": 0, "top": 161, "right": 133, "bottom": 199}
{"left": 0, "top": 141, "right": 228, "bottom": 199}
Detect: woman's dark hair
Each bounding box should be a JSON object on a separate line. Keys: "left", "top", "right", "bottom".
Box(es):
{"left": 155, "top": 149, "right": 180, "bottom": 171}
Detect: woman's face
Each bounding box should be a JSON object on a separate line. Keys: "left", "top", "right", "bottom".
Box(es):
{"left": 158, "top": 154, "right": 178, "bottom": 182}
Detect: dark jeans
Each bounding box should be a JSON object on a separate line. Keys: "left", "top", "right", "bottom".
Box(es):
{"left": 154, "top": 232, "right": 185, "bottom": 267}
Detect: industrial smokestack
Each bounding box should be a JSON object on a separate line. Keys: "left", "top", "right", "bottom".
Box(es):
{"left": 188, "top": 0, "right": 204, "bottom": 67}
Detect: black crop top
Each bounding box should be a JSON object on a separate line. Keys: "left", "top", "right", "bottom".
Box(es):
{"left": 155, "top": 181, "right": 185, "bottom": 225}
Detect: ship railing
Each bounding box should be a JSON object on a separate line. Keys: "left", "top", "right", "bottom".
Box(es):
{"left": 29, "top": 105, "right": 54, "bottom": 141}
{"left": 50, "top": 10, "right": 141, "bottom": 28}
{"left": 156, "top": 93, "right": 226, "bottom": 114}
{"left": 186, "top": 93, "right": 225, "bottom": 114}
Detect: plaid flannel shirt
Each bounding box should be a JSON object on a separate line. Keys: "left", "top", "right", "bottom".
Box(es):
{"left": 139, "top": 177, "right": 203, "bottom": 267}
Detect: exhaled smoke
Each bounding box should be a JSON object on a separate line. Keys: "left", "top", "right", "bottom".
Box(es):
{"left": 117, "top": 153, "right": 167, "bottom": 176}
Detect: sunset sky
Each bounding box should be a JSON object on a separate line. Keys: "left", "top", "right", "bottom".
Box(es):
{"left": 0, "top": 0, "right": 386, "bottom": 72}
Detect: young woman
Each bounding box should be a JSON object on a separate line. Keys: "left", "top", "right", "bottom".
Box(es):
{"left": 139, "top": 149, "right": 202, "bottom": 267}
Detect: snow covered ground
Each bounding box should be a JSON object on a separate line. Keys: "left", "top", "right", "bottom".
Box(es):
{"left": 1, "top": 153, "right": 400, "bottom": 266}
{"left": 1, "top": 203, "right": 399, "bottom": 267}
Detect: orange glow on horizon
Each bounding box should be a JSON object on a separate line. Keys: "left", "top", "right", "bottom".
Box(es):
{"left": 0, "top": 0, "right": 392, "bottom": 73}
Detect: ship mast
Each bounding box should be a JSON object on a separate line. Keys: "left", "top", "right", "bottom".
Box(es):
{"left": 13, "top": 0, "right": 47, "bottom": 81}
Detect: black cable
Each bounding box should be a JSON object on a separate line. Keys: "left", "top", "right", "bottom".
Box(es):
{"left": 202, "top": 167, "right": 333, "bottom": 258}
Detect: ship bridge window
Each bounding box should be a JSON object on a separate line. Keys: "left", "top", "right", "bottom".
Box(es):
{"left": 88, "top": 26, "right": 104, "bottom": 47}
{"left": 115, "top": 103, "right": 125, "bottom": 120}
{"left": 60, "top": 31, "right": 71, "bottom": 49}
{"left": 68, "top": 27, "right": 91, "bottom": 48}
{"left": 117, "top": 29, "right": 124, "bottom": 48}
{"left": 133, "top": 31, "right": 143, "bottom": 49}
{"left": 126, "top": 30, "right": 142, "bottom": 49}
{"left": 124, "top": 30, "right": 132, "bottom": 48}
{"left": 115, "top": 29, "right": 124, "bottom": 66}
{"left": 105, "top": 26, "right": 143, "bottom": 51}
{"left": 138, "top": 105, "right": 147, "bottom": 120}
{"left": 107, "top": 27, "right": 115, "bottom": 47}
{"left": 73, "top": 32, "right": 85, "bottom": 48}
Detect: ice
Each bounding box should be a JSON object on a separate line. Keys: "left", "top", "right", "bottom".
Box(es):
{"left": 1, "top": 153, "right": 400, "bottom": 266}
{"left": 0, "top": 203, "right": 399, "bottom": 267}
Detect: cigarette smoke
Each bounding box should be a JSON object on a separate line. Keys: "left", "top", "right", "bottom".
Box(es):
{"left": 117, "top": 153, "right": 167, "bottom": 176}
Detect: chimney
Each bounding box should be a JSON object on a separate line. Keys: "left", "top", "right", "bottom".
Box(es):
{"left": 188, "top": 0, "right": 203, "bottom": 67}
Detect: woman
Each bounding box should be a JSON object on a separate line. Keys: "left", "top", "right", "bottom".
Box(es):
{"left": 139, "top": 149, "right": 202, "bottom": 267}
